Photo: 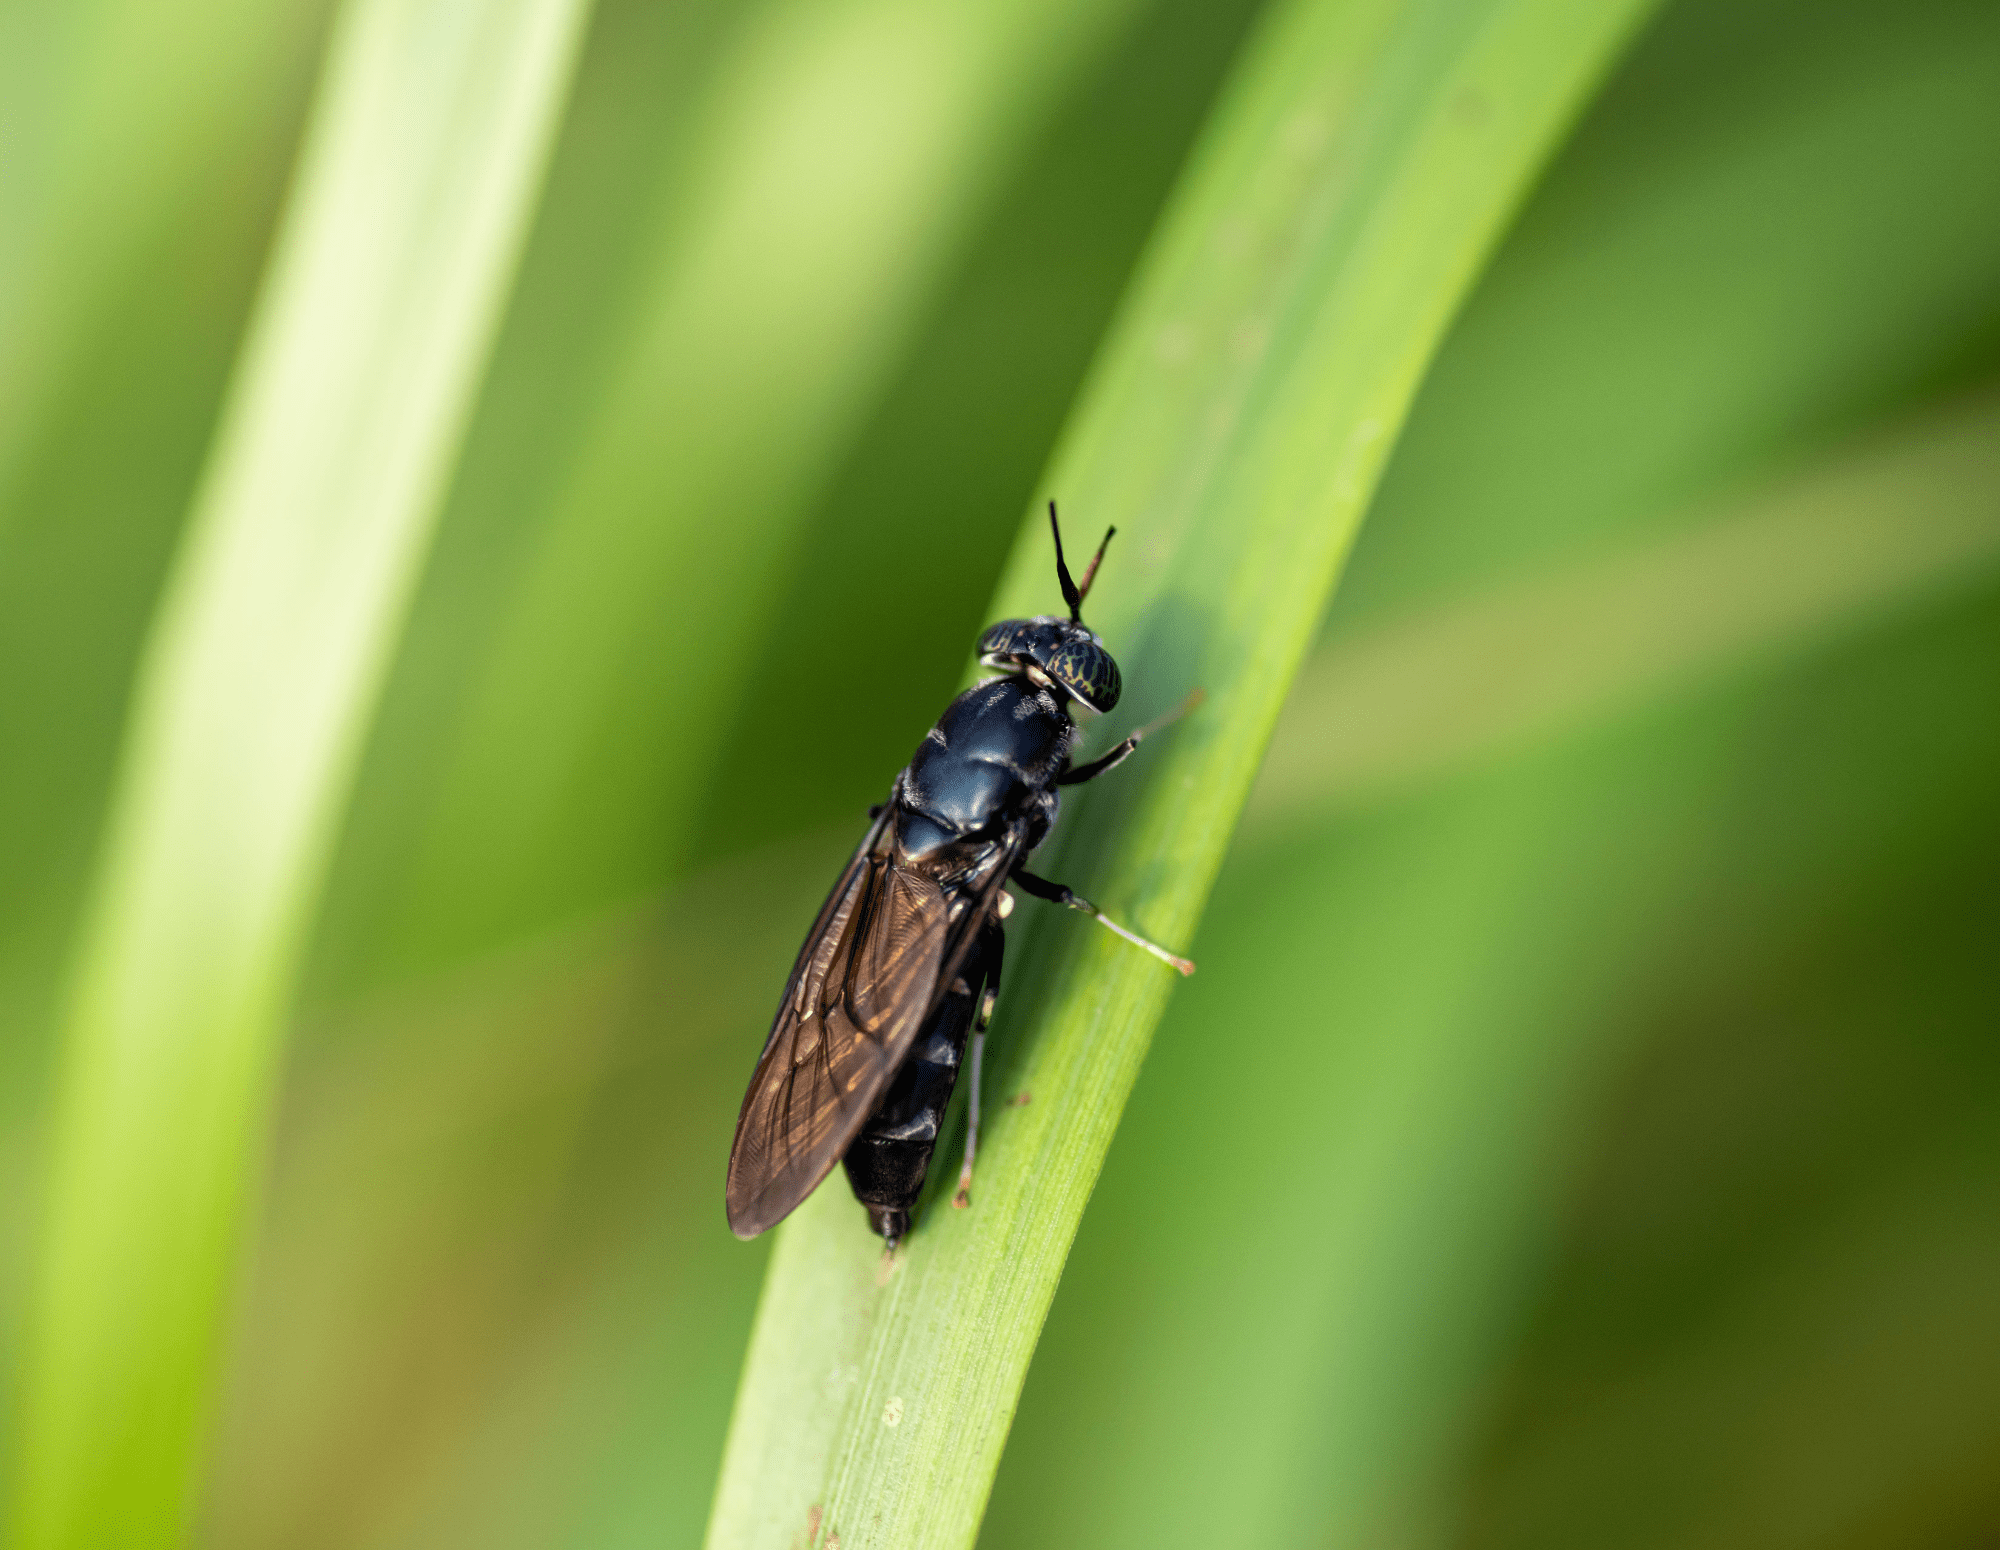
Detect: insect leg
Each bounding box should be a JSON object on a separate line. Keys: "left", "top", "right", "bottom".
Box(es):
{"left": 951, "top": 1023, "right": 984, "bottom": 1210}
{"left": 953, "top": 923, "right": 1004, "bottom": 1209}
{"left": 1056, "top": 736, "right": 1138, "bottom": 786}
{"left": 1012, "top": 867, "right": 1195, "bottom": 975}
{"left": 1057, "top": 687, "right": 1205, "bottom": 786}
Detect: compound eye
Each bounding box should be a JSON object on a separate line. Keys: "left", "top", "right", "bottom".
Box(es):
{"left": 1050, "top": 639, "right": 1121, "bottom": 713}
{"left": 977, "top": 618, "right": 1031, "bottom": 661}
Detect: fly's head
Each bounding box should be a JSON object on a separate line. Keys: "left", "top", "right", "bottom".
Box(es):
{"left": 975, "top": 502, "right": 1123, "bottom": 715}
{"left": 977, "top": 615, "right": 1120, "bottom": 714}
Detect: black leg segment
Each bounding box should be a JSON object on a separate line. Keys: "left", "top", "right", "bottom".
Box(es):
{"left": 1057, "top": 686, "right": 1205, "bottom": 786}
{"left": 1057, "top": 735, "right": 1138, "bottom": 785}
{"left": 1012, "top": 867, "right": 1195, "bottom": 975}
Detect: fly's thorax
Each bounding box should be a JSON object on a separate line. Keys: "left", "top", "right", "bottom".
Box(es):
{"left": 896, "top": 678, "right": 1073, "bottom": 845}
{"left": 977, "top": 615, "right": 1121, "bottom": 714}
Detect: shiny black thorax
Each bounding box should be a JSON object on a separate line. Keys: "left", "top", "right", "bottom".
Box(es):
{"left": 895, "top": 677, "right": 1073, "bottom": 863}
{"left": 841, "top": 676, "right": 1075, "bottom": 1235}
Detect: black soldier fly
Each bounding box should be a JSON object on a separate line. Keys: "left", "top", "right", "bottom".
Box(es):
{"left": 725, "top": 504, "right": 1195, "bottom": 1248}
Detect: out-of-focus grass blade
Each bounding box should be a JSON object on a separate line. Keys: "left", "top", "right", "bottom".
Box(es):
{"left": 1252, "top": 391, "right": 2000, "bottom": 826}
{"left": 9, "top": 0, "right": 592, "bottom": 1543}
{"left": 1331, "top": 0, "right": 2000, "bottom": 629}
{"left": 707, "top": 0, "right": 1660, "bottom": 1544}
{"left": 0, "top": 0, "right": 327, "bottom": 505}
{"left": 1456, "top": 598, "right": 2000, "bottom": 1547}
{"left": 1496, "top": 1180, "right": 2000, "bottom": 1550}
{"left": 0, "top": 0, "right": 328, "bottom": 1338}
{"left": 348, "top": 0, "right": 1159, "bottom": 983}
{"left": 207, "top": 836, "right": 845, "bottom": 1550}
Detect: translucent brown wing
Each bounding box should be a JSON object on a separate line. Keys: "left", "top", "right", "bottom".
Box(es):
{"left": 725, "top": 815, "right": 951, "bottom": 1238}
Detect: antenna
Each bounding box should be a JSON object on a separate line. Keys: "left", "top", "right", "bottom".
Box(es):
{"left": 1048, "top": 501, "right": 1115, "bottom": 622}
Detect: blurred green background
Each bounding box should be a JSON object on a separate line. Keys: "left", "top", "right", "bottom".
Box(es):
{"left": 3, "top": 0, "right": 1998, "bottom": 1544}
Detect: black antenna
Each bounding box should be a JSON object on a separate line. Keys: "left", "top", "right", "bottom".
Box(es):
{"left": 1048, "top": 500, "right": 1115, "bottom": 622}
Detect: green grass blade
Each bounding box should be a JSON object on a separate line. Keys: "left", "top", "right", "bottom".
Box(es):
{"left": 1252, "top": 390, "right": 2000, "bottom": 825}
{"left": 0, "top": 0, "right": 327, "bottom": 509}
{"left": 8, "top": 0, "right": 592, "bottom": 1543}
{"left": 705, "top": 1, "right": 1660, "bottom": 1544}
{"left": 0, "top": 0, "right": 327, "bottom": 1115}
{"left": 350, "top": 0, "right": 1158, "bottom": 982}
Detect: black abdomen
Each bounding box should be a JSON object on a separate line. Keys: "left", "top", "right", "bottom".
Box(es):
{"left": 842, "top": 924, "right": 999, "bottom": 1239}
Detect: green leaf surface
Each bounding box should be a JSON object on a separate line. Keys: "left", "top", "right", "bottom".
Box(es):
{"left": 9, "top": 0, "right": 592, "bottom": 1542}
{"left": 705, "top": 0, "right": 1660, "bottom": 1543}
{"left": 324, "top": 0, "right": 1159, "bottom": 987}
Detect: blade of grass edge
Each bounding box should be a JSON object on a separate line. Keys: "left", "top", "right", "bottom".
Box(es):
{"left": 704, "top": 1, "right": 1663, "bottom": 1546}
{"left": 8, "top": 0, "right": 593, "bottom": 1544}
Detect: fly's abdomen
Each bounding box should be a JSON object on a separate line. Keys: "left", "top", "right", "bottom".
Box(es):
{"left": 841, "top": 985, "right": 976, "bottom": 1238}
